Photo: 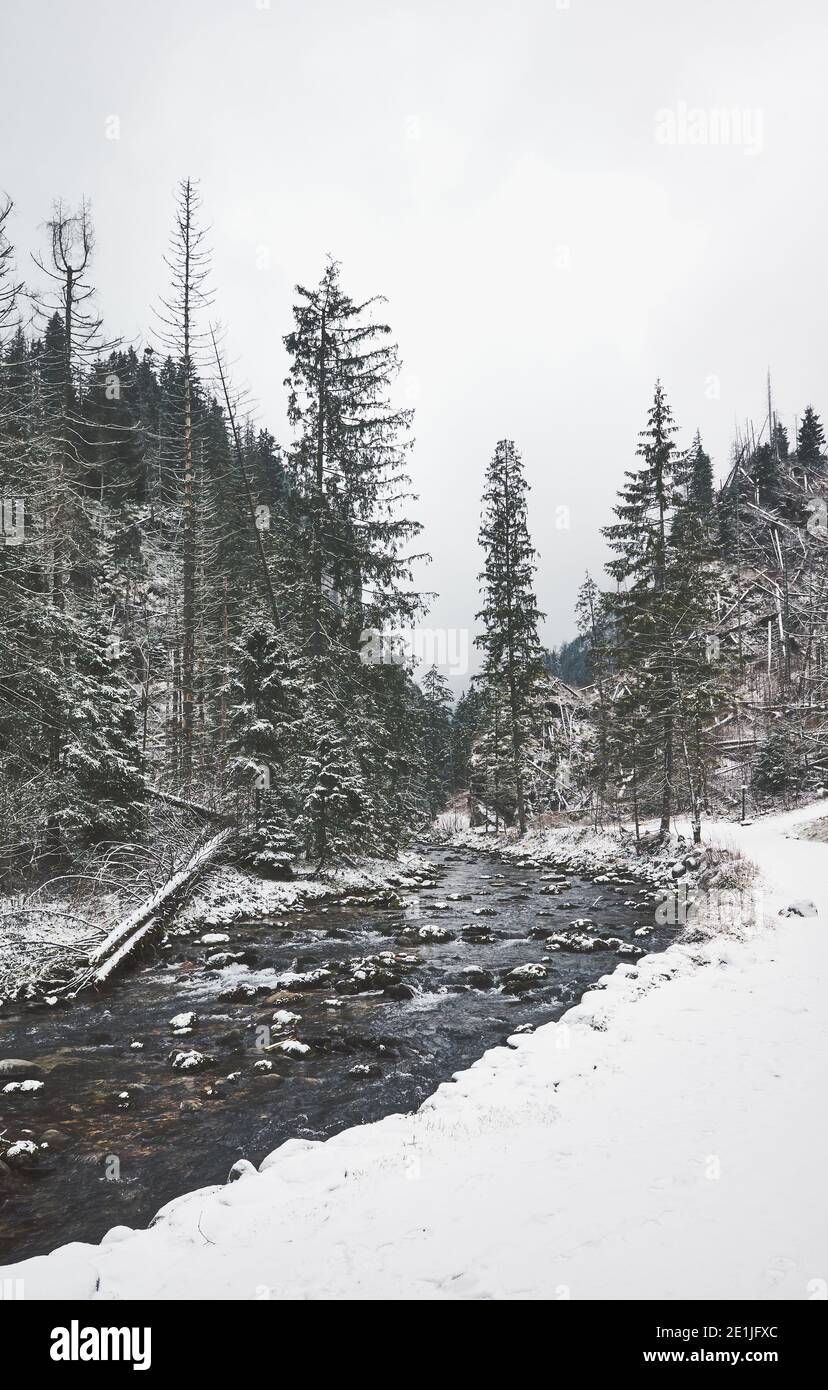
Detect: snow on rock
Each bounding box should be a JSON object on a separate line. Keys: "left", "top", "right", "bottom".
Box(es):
{"left": 277, "top": 1039, "right": 310, "bottom": 1057}
{"left": 3, "top": 1140, "right": 39, "bottom": 1169}
{"left": 5, "top": 803, "right": 828, "bottom": 1301}
{"left": 199, "top": 933, "right": 229, "bottom": 946}
{"left": 169, "top": 1011, "right": 197, "bottom": 1032}
{"left": 418, "top": 924, "right": 452, "bottom": 941}
{"left": 272, "top": 1009, "right": 301, "bottom": 1028}
{"left": 169, "top": 1050, "right": 212, "bottom": 1072}
{"left": 506, "top": 962, "right": 547, "bottom": 982}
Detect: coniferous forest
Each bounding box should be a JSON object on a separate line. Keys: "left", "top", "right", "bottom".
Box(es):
{"left": 2, "top": 182, "right": 827, "bottom": 916}
{"left": 5, "top": 0, "right": 828, "bottom": 1328}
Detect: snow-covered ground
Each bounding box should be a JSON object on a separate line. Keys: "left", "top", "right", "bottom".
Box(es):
{"left": 4, "top": 803, "right": 827, "bottom": 1300}
{"left": 174, "top": 850, "right": 433, "bottom": 929}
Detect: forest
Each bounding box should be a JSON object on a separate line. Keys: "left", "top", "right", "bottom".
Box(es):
{"left": 1, "top": 179, "right": 827, "bottom": 916}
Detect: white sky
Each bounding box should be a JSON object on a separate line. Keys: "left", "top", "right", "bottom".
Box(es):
{"left": 3, "top": 0, "right": 827, "bottom": 689}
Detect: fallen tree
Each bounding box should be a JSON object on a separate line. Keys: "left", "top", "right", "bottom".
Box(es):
{"left": 62, "top": 826, "right": 236, "bottom": 996}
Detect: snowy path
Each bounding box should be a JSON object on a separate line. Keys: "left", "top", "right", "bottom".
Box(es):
{"left": 6, "top": 803, "right": 828, "bottom": 1300}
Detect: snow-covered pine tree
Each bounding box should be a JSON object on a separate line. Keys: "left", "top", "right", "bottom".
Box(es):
{"left": 574, "top": 571, "right": 612, "bottom": 818}
{"left": 603, "top": 381, "right": 681, "bottom": 835}
{"left": 475, "top": 439, "right": 545, "bottom": 835}
{"left": 226, "top": 622, "right": 302, "bottom": 877}
{"left": 670, "top": 445, "right": 733, "bottom": 841}
{"left": 686, "top": 430, "right": 715, "bottom": 507}
{"left": 448, "top": 686, "right": 485, "bottom": 795}
{"left": 468, "top": 674, "right": 514, "bottom": 830}
{"left": 420, "top": 664, "right": 453, "bottom": 820}
{"left": 61, "top": 622, "right": 146, "bottom": 845}
{"left": 299, "top": 724, "right": 375, "bottom": 865}
{"left": 283, "top": 257, "right": 425, "bottom": 656}
{"left": 796, "top": 406, "right": 826, "bottom": 479}
{"left": 283, "top": 258, "right": 427, "bottom": 854}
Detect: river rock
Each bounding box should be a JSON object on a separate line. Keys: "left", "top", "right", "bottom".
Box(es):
{"left": 272, "top": 1009, "right": 302, "bottom": 1028}
{"left": 461, "top": 967, "right": 494, "bottom": 989}
{"left": 217, "top": 1027, "right": 246, "bottom": 1054}
{"left": 170, "top": 1011, "right": 198, "bottom": 1032}
{"left": 0, "top": 1059, "right": 45, "bottom": 1079}
{"left": 170, "top": 1049, "right": 213, "bottom": 1071}
{"left": 418, "top": 924, "right": 453, "bottom": 941}
{"left": 2, "top": 1138, "right": 40, "bottom": 1170}
{"left": 384, "top": 982, "right": 416, "bottom": 1000}
{"left": 40, "top": 1128, "right": 72, "bottom": 1151}
{"left": 503, "top": 963, "right": 548, "bottom": 992}
{"left": 219, "top": 982, "right": 269, "bottom": 1003}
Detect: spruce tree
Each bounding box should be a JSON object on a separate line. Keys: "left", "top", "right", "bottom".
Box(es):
{"left": 299, "top": 725, "right": 375, "bottom": 865}
{"left": 475, "top": 439, "right": 545, "bottom": 835}
{"left": 603, "top": 381, "right": 680, "bottom": 834}
{"left": 283, "top": 258, "right": 424, "bottom": 655}
{"left": 226, "top": 623, "right": 302, "bottom": 876}
{"left": 420, "top": 664, "right": 453, "bottom": 820}
{"left": 797, "top": 406, "right": 825, "bottom": 471}
{"left": 686, "top": 430, "right": 714, "bottom": 507}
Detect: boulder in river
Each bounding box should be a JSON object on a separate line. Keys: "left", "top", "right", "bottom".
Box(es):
{"left": 0, "top": 1058, "right": 44, "bottom": 1079}
{"left": 461, "top": 966, "right": 494, "bottom": 990}
{"left": 40, "top": 1128, "right": 72, "bottom": 1152}
{"left": 2, "top": 1138, "right": 40, "bottom": 1170}
{"left": 503, "top": 963, "right": 548, "bottom": 992}
{"left": 170, "top": 1011, "right": 198, "bottom": 1033}
{"left": 272, "top": 1009, "right": 302, "bottom": 1027}
{"left": 418, "top": 924, "right": 453, "bottom": 941}
{"left": 170, "top": 1049, "right": 213, "bottom": 1071}
{"left": 384, "top": 982, "right": 416, "bottom": 1000}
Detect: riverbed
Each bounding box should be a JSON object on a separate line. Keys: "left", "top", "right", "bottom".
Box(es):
{"left": 0, "top": 844, "right": 672, "bottom": 1263}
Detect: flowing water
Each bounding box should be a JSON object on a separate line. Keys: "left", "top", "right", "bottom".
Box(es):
{"left": 0, "top": 844, "right": 671, "bottom": 1263}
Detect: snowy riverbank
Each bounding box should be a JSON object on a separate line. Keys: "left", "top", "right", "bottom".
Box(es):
{"left": 0, "top": 850, "right": 432, "bottom": 1003}
{"left": 4, "top": 802, "right": 827, "bottom": 1299}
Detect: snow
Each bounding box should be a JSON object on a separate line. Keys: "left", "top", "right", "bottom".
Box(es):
{"left": 4, "top": 801, "right": 828, "bottom": 1300}
{"left": 169, "top": 1050, "right": 209, "bottom": 1072}
{"left": 169, "top": 1011, "right": 197, "bottom": 1031}
{"left": 177, "top": 850, "right": 430, "bottom": 929}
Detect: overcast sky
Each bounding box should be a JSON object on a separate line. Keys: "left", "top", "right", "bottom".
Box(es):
{"left": 3, "top": 0, "right": 827, "bottom": 688}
